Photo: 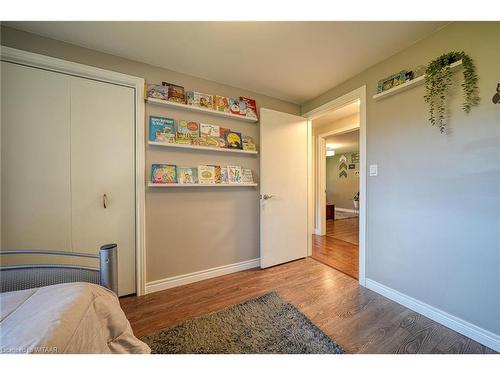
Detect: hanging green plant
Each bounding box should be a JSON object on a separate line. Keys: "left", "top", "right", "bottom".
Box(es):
{"left": 424, "top": 51, "right": 480, "bottom": 133}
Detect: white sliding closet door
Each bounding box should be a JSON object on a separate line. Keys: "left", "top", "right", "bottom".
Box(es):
{"left": 1, "top": 62, "right": 72, "bottom": 250}
{"left": 70, "top": 77, "right": 136, "bottom": 296}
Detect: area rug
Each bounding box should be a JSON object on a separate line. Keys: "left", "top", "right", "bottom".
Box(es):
{"left": 142, "top": 291, "right": 344, "bottom": 354}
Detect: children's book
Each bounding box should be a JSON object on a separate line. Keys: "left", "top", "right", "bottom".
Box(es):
{"left": 209, "top": 165, "right": 222, "bottom": 184}
{"left": 186, "top": 91, "right": 195, "bottom": 105}
{"left": 220, "top": 167, "right": 229, "bottom": 184}
{"left": 151, "top": 164, "right": 177, "bottom": 184}
{"left": 219, "top": 127, "right": 231, "bottom": 148}
{"left": 176, "top": 120, "right": 200, "bottom": 144}
{"left": 241, "top": 168, "right": 254, "bottom": 184}
{"left": 242, "top": 135, "right": 257, "bottom": 151}
{"left": 238, "top": 100, "right": 247, "bottom": 116}
{"left": 176, "top": 166, "right": 198, "bottom": 184}
{"left": 225, "top": 131, "right": 242, "bottom": 149}
{"left": 227, "top": 165, "right": 242, "bottom": 184}
{"left": 198, "top": 165, "right": 216, "bottom": 184}
{"left": 229, "top": 98, "right": 241, "bottom": 115}
{"left": 239, "top": 97, "right": 258, "bottom": 119}
{"left": 146, "top": 84, "right": 169, "bottom": 100}
{"left": 194, "top": 92, "right": 214, "bottom": 109}
{"left": 149, "top": 116, "right": 176, "bottom": 143}
{"left": 215, "top": 95, "right": 230, "bottom": 113}
{"left": 161, "top": 82, "right": 185, "bottom": 103}
{"left": 199, "top": 123, "right": 224, "bottom": 147}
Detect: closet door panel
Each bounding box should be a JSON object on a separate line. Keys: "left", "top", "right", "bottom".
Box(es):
{"left": 1, "top": 62, "right": 72, "bottom": 250}
{"left": 70, "top": 77, "right": 136, "bottom": 295}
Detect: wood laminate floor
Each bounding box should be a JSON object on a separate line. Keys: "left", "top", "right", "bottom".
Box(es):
{"left": 121, "top": 258, "right": 496, "bottom": 354}
{"left": 312, "top": 218, "right": 359, "bottom": 279}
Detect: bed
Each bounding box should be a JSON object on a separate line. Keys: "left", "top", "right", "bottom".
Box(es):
{"left": 0, "top": 245, "right": 150, "bottom": 354}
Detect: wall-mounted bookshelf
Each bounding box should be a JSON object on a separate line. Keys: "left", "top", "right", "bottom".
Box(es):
{"left": 148, "top": 182, "right": 258, "bottom": 188}
{"left": 147, "top": 98, "right": 259, "bottom": 123}
{"left": 148, "top": 141, "right": 258, "bottom": 155}
{"left": 373, "top": 60, "right": 463, "bottom": 101}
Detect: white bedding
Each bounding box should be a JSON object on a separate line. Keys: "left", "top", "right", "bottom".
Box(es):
{"left": 0, "top": 282, "right": 150, "bottom": 354}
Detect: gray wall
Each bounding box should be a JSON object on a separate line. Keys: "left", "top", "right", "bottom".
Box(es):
{"left": 0, "top": 25, "right": 300, "bottom": 283}
{"left": 326, "top": 152, "right": 359, "bottom": 209}
{"left": 303, "top": 22, "right": 500, "bottom": 336}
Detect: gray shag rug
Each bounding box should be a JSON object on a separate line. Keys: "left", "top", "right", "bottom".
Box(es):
{"left": 142, "top": 291, "right": 344, "bottom": 354}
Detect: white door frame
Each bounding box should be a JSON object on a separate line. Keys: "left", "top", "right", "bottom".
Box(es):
{"left": 0, "top": 46, "right": 147, "bottom": 295}
{"left": 303, "top": 86, "right": 367, "bottom": 286}
{"left": 315, "top": 125, "right": 360, "bottom": 236}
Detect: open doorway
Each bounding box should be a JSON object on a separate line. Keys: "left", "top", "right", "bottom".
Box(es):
{"left": 304, "top": 86, "right": 366, "bottom": 283}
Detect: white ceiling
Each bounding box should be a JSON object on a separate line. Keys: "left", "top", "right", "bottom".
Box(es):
{"left": 326, "top": 130, "right": 359, "bottom": 154}
{"left": 4, "top": 21, "right": 448, "bottom": 104}
{"left": 313, "top": 100, "right": 359, "bottom": 128}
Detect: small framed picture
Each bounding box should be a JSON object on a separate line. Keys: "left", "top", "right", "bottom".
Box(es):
{"left": 349, "top": 164, "right": 355, "bottom": 170}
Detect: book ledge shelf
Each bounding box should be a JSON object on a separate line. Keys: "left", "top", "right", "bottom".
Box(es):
{"left": 148, "top": 141, "right": 258, "bottom": 155}
{"left": 148, "top": 182, "right": 258, "bottom": 188}
{"left": 373, "top": 60, "right": 463, "bottom": 101}
{"left": 147, "top": 98, "right": 259, "bottom": 123}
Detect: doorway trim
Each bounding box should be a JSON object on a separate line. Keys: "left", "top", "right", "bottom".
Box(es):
{"left": 303, "top": 86, "right": 367, "bottom": 286}
{"left": 315, "top": 125, "right": 360, "bottom": 236}
{"left": 1, "top": 46, "right": 147, "bottom": 295}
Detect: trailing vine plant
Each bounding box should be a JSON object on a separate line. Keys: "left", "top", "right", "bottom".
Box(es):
{"left": 424, "top": 51, "right": 480, "bottom": 133}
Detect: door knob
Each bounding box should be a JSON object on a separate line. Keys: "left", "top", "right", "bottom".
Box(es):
{"left": 262, "top": 194, "right": 274, "bottom": 200}
{"left": 103, "top": 194, "right": 108, "bottom": 208}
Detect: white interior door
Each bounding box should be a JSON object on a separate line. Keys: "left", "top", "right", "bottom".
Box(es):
{"left": 70, "top": 77, "right": 136, "bottom": 296}
{"left": 260, "top": 108, "right": 308, "bottom": 268}
{"left": 1, "top": 62, "right": 72, "bottom": 250}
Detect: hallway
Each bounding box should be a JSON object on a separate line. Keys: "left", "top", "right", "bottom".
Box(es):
{"left": 312, "top": 217, "right": 359, "bottom": 279}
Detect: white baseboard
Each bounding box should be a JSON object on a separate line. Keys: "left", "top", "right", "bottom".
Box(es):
{"left": 335, "top": 207, "right": 356, "bottom": 213}
{"left": 365, "top": 278, "right": 500, "bottom": 352}
{"left": 145, "top": 258, "right": 260, "bottom": 294}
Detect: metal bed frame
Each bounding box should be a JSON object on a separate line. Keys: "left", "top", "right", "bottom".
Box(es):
{"left": 0, "top": 244, "right": 118, "bottom": 294}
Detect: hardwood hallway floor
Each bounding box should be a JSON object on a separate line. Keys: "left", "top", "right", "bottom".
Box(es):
{"left": 120, "top": 258, "right": 495, "bottom": 354}
{"left": 312, "top": 217, "right": 359, "bottom": 279}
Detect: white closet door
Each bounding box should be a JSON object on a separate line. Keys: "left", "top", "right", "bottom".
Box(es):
{"left": 70, "top": 77, "right": 136, "bottom": 296}
{"left": 1, "top": 62, "right": 72, "bottom": 250}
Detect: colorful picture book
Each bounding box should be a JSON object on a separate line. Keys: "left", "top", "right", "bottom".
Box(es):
{"left": 198, "top": 165, "right": 216, "bottom": 184}
{"left": 149, "top": 116, "right": 176, "bottom": 143}
{"left": 146, "top": 84, "right": 169, "bottom": 100}
{"left": 151, "top": 164, "right": 177, "bottom": 184}
{"left": 199, "top": 123, "right": 225, "bottom": 148}
{"left": 240, "top": 97, "right": 258, "bottom": 119}
{"left": 162, "top": 82, "right": 185, "bottom": 103}
{"left": 176, "top": 120, "right": 200, "bottom": 144}
{"left": 176, "top": 166, "right": 198, "bottom": 184}
{"left": 229, "top": 98, "right": 241, "bottom": 115}
{"left": 195, "top": 92, "right": 214, "bottom": 109}
{"left": 227, "top": 165, "right": 242, "bottom": 184}
{"left": 209, "top": 165, "right": 222, "bottom": 184}
{"left": 241, "top": 168, "right": 254, "bottom": 184}
{"left": 220, "top": 167, "right": 229, "bottom": 184}
{"left": 215, "top": 95, "right": 230, "bottom": 113}
{"left": 242, "top": 135, "right": 256, "bottom": 151}
{"left": 225, "top": 131, "right": 242, "bottom": 149}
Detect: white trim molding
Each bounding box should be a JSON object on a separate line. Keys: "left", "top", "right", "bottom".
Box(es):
{"left": 1, "top": 46, "right": 147, "bottom": 296}
{"left": 304, "top": 86, "right": 367, "bottom": 286}
{"left": 145, "top": 258, "right": 260, "bottom": 294}
{"left": 366, "top": 279, "right": 500, "bottom": 352}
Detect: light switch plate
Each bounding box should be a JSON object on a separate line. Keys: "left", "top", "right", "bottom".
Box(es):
{"left": 369, "top": 164, "right": 378, "bottom": 177}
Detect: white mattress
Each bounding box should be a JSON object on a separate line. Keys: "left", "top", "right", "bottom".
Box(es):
{"left": 0, "top": 282, "right": 150, "bottom": 354}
